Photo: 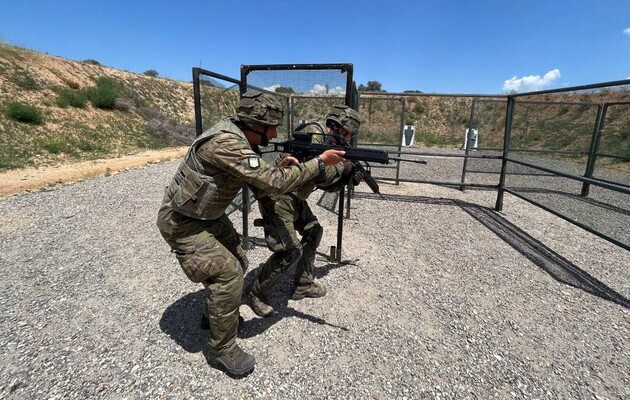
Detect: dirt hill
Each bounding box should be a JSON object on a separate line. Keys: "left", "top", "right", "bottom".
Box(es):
{"left": 1, "top": 43, "right": 628, "bottom": 186}
{"left": 0, "top": 43, "right": 197, "bottom": 171}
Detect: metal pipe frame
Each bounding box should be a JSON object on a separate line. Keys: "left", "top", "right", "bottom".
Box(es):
{"left": 241, "top": 63, "right": 355, "bottom": 260}
{"left": 505, "top": 157, "right": 630, "bottom": 194}
{"left": 503, "top": 187, "right": 630, "bottom": 252}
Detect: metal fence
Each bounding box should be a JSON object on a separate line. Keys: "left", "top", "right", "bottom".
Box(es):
{"left": 496, "top": 80, "right": 630, "bottom": 251}
{"left": 192, "top": 66, "right": 630, "bottom": 252}
{"left": 356, "top": 92, "right": 506, "bottom": 189}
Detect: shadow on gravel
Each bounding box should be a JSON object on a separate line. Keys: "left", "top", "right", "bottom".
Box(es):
{"left": 238, "top": 263, "right": 350, "bottom": 339}
{"left": 356, "top": 192, "right": 630, "bottom": 309}
{"left": 512, "top": 187, "right": 630, "bottom": 216}
{"left": 460, "top": 203, "right": 630, "bottom": 309}
{"left": 159, "top": 290, "right": 208, "bottom": 353}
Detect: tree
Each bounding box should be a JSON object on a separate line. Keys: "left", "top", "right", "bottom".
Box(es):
{"left": 275, "top": 86, "right": 295, "bottom": 94}
{"left": 143, "top": 69, "right": 159, "bottom": 78}
{"left": 358, "top": 81, "right": 385, "bottom": 92}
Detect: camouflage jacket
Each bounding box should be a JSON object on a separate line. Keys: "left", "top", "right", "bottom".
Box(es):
{"left": 251, "top": 121, "right": 346, "bottom": 201}
{"left": 157, "top": 118, "right": 320, "bottom": 233}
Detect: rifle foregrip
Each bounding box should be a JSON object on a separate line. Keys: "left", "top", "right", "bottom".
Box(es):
{"left": 353, "top": 163, "right": 381, "bottom": 195}
{"left": 344, "top": 148, "right": 389, "bottom": 164}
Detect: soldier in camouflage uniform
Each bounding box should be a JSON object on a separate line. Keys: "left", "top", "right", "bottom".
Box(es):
{"left": 156, "top": 90, "right": 346, "bottom": 377}
{"left": 248, "top": 105, "right": 362, "bottom": 317}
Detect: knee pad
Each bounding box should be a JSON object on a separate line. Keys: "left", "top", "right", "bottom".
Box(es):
{"left": 301, "top": 224, "right": 323, "bottom": 249}
{"left": 277, "top": 246, "right": 303, "bottom": 272}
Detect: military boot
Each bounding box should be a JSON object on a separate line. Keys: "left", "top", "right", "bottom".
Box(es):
{"left": 291, "top": 281, "right": 327, "bottom": 300}
{"left": 205, "top": 345, "right": 255, "bottom": 377}
{"left": 249, "top": 290, "right": 274, "bottom": 317}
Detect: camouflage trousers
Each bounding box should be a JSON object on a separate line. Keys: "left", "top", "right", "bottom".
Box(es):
{"left": 159, "top": 213, "right": 248, "bottom": 355}
{"left": 252, "top": 194, "right": 323, "bottom": 294}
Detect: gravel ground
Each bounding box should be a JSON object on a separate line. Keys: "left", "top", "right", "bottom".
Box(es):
{"left": 0, "top": 155, "right": 628, "bottom": 399}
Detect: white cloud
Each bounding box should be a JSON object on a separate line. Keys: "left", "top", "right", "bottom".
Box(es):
{"left": 624, "top": 28, "right": 630, "bottom": 36}
{"left": 310, "top": 84, "right": 345, "bottom": 95}
{"left": 264, "top": 84, "right": 281, "bottom": 92}
{"left": 502, "top": 69, "right": 561, "bottom": 93}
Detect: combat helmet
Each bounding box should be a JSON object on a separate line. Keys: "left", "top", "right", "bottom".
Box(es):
{"left": 236, "top": 90, "right": 284, "bottom": 127}
{"left": 326, "top": 105, "right": 361, "bottom": 135}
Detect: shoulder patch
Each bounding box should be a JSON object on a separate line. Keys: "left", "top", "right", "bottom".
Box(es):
{"left": 248, "top": 156, "right": 261, "bottom": 169}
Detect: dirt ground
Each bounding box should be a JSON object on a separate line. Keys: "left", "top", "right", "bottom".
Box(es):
{"left": 0, "top": 147, "right": 187, "bottom": 199}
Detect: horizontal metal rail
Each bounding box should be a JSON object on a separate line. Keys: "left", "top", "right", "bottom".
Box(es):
{"left": 360, "top": 91, "right": 507, "bottom": 99}
{"left": 376, "top": 176, "right": 498, "bottom": 189}
{"left": 596, "top": 152, "right": 630, "bottom": 161}
{"left": 515, "top": 99, "right": 599, "bottom": 107}
{"left": 508, "top": 148, "right": 589, "bottom": 155}
{"left": 466, "top": 170, "right": 556, "bottom": 177}
{"left": 503, "top": 187, "right": 630, "bottom": 252}
{"left": 242, "top": 63, "right": 353, "bottom": 72}
{"left": 509, "top": 78, "right": 630, "bottom": 97}
{"left": 505, "top": 157, "right": 630, "bottom": 194}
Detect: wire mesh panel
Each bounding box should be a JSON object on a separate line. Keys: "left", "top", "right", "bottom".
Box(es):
{"left": 474, "top": 99, "right": 507, "bottom": 149}
{"left": 290, "top": 95, "right": 345, "bottom": 133}
{"left": 504, "top": 162, "right": 630, "bottom": 245}
{"left": 193, "top": 68, "right": 241, "bottom": 135}
{"left": 406, "top": 95, "right": 473, "bottom": 147}
{"left": 241, "top": 64, "right": 353, "bottom": 139}
{"left": 244, "top": 68, "right": 349, "bottom": 96}
{"left": 499, "top": 82, "right": 630, "bottom": 250}
{"left": 510, "top": 99, "right": 599, "bottom": 157}
{"left": 355, "top": 93, "right": 505, "bottom": 188}
{"left": 461, "top": 99, "right": 507, "bottom": 184}
{"left": 357, "top": 95, "right": 404, "bottom": 145}
{"left": 595, "top": 102, "right": 630, "bottom": 184}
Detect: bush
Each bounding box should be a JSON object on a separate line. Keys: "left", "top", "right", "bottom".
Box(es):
{"left": 82, "top": 59, "right": 101, "bottom": 66}
{"left": 56, "top": 88, "right": 88, "bottom": 108}
{"left": 11, "top": 70, "right": 40, "bottom": 90}
{"left": 113, "top": 97, "right": 132, "bottom": 112}
{"left": 4, "top": 101, "right": 43, "bottom": 124}
{"left": 36, "top": 136, "right": 71, "bottom": 154}
{"left": 143, "top": 69, "right": 159, "bottom": 77}
{"left": 62, "top": 78, "right": 81, "bottom": 89}
{"left": 413, "top": 103, "right": 426, "bottom": 114}
{"left": 140, "top": 106, "right": 194, "bottom": 146}
{"left": 87, "top": 77, "right": 122, "bottom": 109}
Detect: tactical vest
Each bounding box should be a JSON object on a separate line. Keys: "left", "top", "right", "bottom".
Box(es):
{"left": 163, "top": 119, "right": 247, "bottom": 220}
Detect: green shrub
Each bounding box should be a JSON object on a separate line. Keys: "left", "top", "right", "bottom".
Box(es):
{"left": 11, "top": 70, "right": 40, "bottom": 90}
{"left": 62, "top": 78, "right": 81, "bottom": 89}
{"left": 143, "top": 69, "right": 159, "bottom": 77}
{"left": 87, "top": 77, "right": 122, "bottom": 109}
{"left": 5, "top": 101, "right": 43, "bottom": 124}
{"left": 56, "top": 88, "right": 88, "bottom": 108}
{"left": 36, "top": 136, "right": 72, "bottom": 154}
{"left": 413, "top": 102, "right": 426, "bottom": 114}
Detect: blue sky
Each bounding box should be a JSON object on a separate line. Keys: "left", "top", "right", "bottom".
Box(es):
{"left": 1, "top": 1, "right": 629, "bottom": 94}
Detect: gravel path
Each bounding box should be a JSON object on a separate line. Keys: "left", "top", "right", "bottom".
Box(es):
{"left": 0, "top": 156, "right": 628, "bottom": 399}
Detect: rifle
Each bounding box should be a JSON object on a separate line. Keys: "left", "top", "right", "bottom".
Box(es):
{"left": 264, "top": 131, "right": 389, "bottom": 196}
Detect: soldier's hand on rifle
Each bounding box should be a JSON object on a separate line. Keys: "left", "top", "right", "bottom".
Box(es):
{"left": 278, "top": 156, "right": 300, "bottom": 167}
{"left": 319, "top": 149, "right": 346, "bottom": 165}
{"left": 352, "top": 168, "right": 365, "bottom": 185}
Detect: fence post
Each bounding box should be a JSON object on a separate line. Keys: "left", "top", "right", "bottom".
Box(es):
{"left": 460, "top": 98, "right": 478, "bottom": 191}
{"left": 395, "top": 97, "right": 405, "bottom": 185}
{"left": 336, "top": 184, "right": 346, "bottom": 262}
{"left": 581, "top": 103, "right": 607, "bottom": 197}
{"left": 495, "top": 96, "right": 516, "bottom": 212}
